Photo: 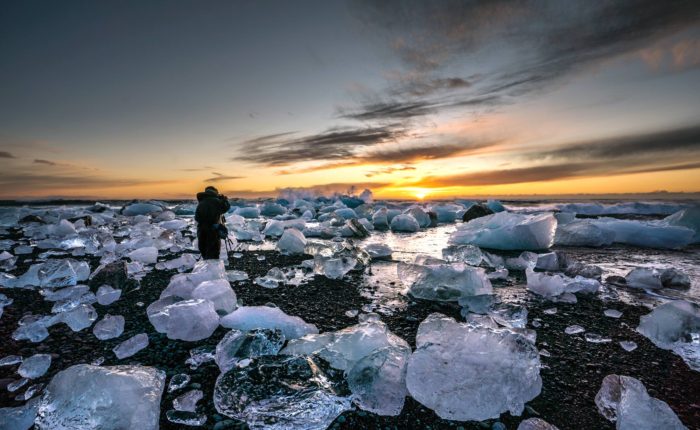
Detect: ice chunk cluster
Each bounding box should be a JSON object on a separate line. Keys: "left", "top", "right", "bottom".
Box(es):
{"left": 214, "top": 355, "right": 351, "bottom": 430}
{"left": 406, "top": 313, "right": 542, "bottom": 421}
{"left": 35, "top": 364, "right": 165, "bottom": 430}
{"left": 637, "top": 300, "right": 700, "bottom": 371}
{"left": 398, "top": 261, "right": 492, "bottom": 302}
{"left": 450, "top": 212, "right": 557, "bottom": 250}
{"left": 526, "top": 268, "right": 601, "bottom": 298}
{"left": 595, "top": 374, "right": 686, "bottom": 429}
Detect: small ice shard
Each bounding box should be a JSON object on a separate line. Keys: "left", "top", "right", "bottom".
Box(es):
{"left": 221, "top": 306, "right": 318, "bottom": 339}
{"left": 16, "top": 382, "right": 44, "bottom": 401}
{"left": 535, "top": 252, "right": 566, "bottom": 272}
{"left": 35, "top": 364, "right": 165, "bottom": 430}
{"left": 0, "top": 355, "right": 22, "bottom": 366}
{"left": 345, "top": 309, "right": 359, "bottom": 318}
{"left": 215, "top": 329, "right": 285, "bottom": 372}
{"left": 8, "top": 378, "right": 29, "bottom": 392}
{"left": 18, "top": 354, "right": 51, "bottom": 379}
{"left": 620, "top": 341, "right": 638, "bottom": 352}
{"left": 604, "top": 309, "right": 623, "bottom": 318}
{"left": 148, "top": 299, "right": 220, "bottom": 341}
{"left": 113, "top": 333, "right": 149, "bottom": 359}
{"left": 313, "top": 255, "right": 357, "bottom": 280}
{"left": 128, "top": 246, "right": 158, "bottom": 264}
{"left": 161, "top": 253, "right": 197, "bottom": 271}
{"left": 398, "top": 262, "right": 492, "bottom": 302}
{"left": 0, "top": 397, "right": 39, "bottom": 430}
{"left": 543, "top": 307, "right": 557, "bottom": 315}
{"left": 347, "top": 345, "right": 410, "bottom": 416}
{"left": 93, "top": 314, "right": 125, "bottom": 340}
{"left": 487, "top": 304, "right": 528, "bottom": 329}
{"left": 168, "top": 374, "right": 191, "bottom": 392}
{"left": 95, "top": 285, "right": 122, "bottom": 305}
{"left": 626, "top": 268, "right": 663, "bottom": 289}
{"left": 185, "top": 347, "right": 216, "bottom": 370}
{"left": 406, "top": 313, "right": 541, "bottom": 421}
{"left": 364, "top": 243, "right": 392, "bottom": 260}
{"left": 58, "top": 303, "right": 98, "bottom": 332}
{"left": 585, "top": 333, "right": 612, "bottom": 343}
{"left": 213, "top": 355, "right": 351, "bottom": 430}
{"left": 637, "top": 300, "right": 700, "bottom": 371}
{"left": 390, "top": 214, "right": 420, "bottom": 232}
{"left": 517, "top": 418, "right": 559, "bottom": 430}
{"left": 173, "top": 389, "right": 203, "bottom": 412}
{"left": 192, "top": 279, "right": 237, "bottom": 313}
{"left": 595, "top": 374, "right": 686, "bottom": 429}
{"left": 450, "top": 212, "right": 557, "bottom": 251}
{"left": 255, "top": 267, "right": 287, "bottom": 289}
{"left": 565, "top": 325, "right": 585, "bottom": 335}
{"left": 227, "top": 270, "right": 249, "bottom": 282}
{"left": 165, "top": 410, "right": 207, "bottom": 426}
{"left": 277, "top": 228, "right": 307, "bottom": 255}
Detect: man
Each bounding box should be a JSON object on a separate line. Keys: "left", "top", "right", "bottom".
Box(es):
{"left": 195, "top": 186, "right": 231, "bottom": 259}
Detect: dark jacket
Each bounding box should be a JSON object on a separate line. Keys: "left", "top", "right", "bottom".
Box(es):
{"left": 195, "top": 190, "right": 231, "bottom": 230}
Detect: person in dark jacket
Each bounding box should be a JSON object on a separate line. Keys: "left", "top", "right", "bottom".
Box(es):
{"left": 195, "top": 186, "right": 231, "bottom": 259}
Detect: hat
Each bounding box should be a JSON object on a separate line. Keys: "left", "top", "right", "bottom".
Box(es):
{"left": 205, "top": 186, "right": 219, "bottom": 194}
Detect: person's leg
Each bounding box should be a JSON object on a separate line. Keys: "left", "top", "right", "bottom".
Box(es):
{"left": 206, "top": 235, "right": 221, "bottom": 259}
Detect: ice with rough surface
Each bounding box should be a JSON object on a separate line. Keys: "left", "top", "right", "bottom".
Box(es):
{"left": 148, "top": 299, "right": 220, "bottom": 341}
{"left": 0, "top": 397, "right": 39, "bottom": 430}
{"left": 93, "top": 314, "right": 125, "bottom": 340}
{"left": 518, "top": 418, "right": 560, "bottom": 430}
{"left": 192, "top": 279, "right": 237, "bottom": 313}
{"left": 406, "top": 313, "right": 541, "bottom": 421}
{"left": 595, "top": 374, "right": 686, "bottom": 429}
{"left": 173, "top": 389, "right": 203, "bottom": 412}
{"left": 95, "top": 285, "right": 121, "bottom": 305}
{"left": 277, "top": 228, "right": 307, "bottom": 255}
{"left": 450, "top": 212, "right": 557, "bottom": 251}
{"left": 57, "top": 303, "right": 98, "bottom": 332}
{"left": 313, "top": 256, "right": 357, "bottom": 280}
{"left": 128, "top": 246, "right": 158, "bottom": 264}
{"left": 637, "top": 300, "right": 700, "bottom": 371}
{"left": 221, "top": 306, "right": 318, "bottom": 339}
{"left": 168, "top": 374, "right": 191, "bottom": 392}
{"left": 214, "top": 355, "right": 351, "bottom": 430}
{"left": 626, "top": 268, "right": 663, "bottom": 289}
{"left": 347, "top": 345, "right": 410, "bottom": 416}
{"left": 364, "top": 243, "right": 392, "bottom": 260}
{"left": 18, "top": 354, "right": 51, "bottom": 379}
{"left": 161, "top": 259, "right": 227, "bottom": 299}
{"left": 113, "top": 333, "right": 149, "bottom": 359}
{"left": 35, "top": 364, "right": 165, "bottom": 430}
{"left": 215, "top": 329, "right": 285, "bottom": 372}
{"left": 526, "top": 269, "right": 600, "bottom": 298}
{"left": 398, "top": 262, "right": 492, "bottom": 302}
{"left": 565, "top": 325, "right": 585, "bottom": 335}
{"left": 390, "top": 214, "right": 420, "bottom": 232}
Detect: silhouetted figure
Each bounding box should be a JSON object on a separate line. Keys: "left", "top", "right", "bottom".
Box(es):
{"left": 195, "top": 186, "right": 231, "bottom": 259}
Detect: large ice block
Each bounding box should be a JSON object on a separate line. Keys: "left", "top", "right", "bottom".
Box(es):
{"left": 220, "top": 306, "right": 318, "bottom": 339}
{"left": 450, "top": 212, "right": 557, "bottom": 250}
{"left": 398, "top": 262, "right": 493, "bottom": 302}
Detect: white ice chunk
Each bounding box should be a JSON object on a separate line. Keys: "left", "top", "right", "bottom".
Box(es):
{"left": 234, "top": 206, "right": 260, "bottom": 219}
{"left": 35, "top": 364, "right": 165, "bottom": 430}
{"left": 221, "top": 306, "right": 318, "bottom": 339}
{"left": 406, "top": 313, "right": 541, "bottom": 421}
{"left": 313, "top": 255, "right": 356, "bottom": 280}
{"left": 95, "top": 285, "right": 122, "bottom": 305}
{"left": 192, "top": 279, "right": 237, "bottom": 314}
{"left": 93, "top": 314, "right": 125, "bottom": 340}
{"left": 595, "top": 374, "right": 686, "bottom": 430}
{"left": 626, "top": 268, "right": 663, "bottom": 289}
{"left": 149, "top": 299, "right": 220, "bottom": 341}
{"left": 276, "top": 228, "right": 307, "bottom": 255}
{"left": 450, "top": 212, "right": 557, "bottom": 251}
{"left": 121, "top": 202, "right": 164, "bottom": 216}
{"left": 128, "top": 246, "right": 158, "bottom": 264}
{"left": 637, "top": 300, "right": 700, "bottom": 371}
{"left": 113, "top": 333, "right": 149, "bottom": 359}
{"left": 18, "top": 354, "right": 51, "bottom": 379}
{"left": 398, "top": 262, "right": 492, "bottom": 302}
{"left": 390, "top": 214, "right": 420, "bottom": 232}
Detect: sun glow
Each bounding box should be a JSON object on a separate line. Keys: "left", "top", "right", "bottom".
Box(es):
{"left": 414, "top": 188, "right": 430, "bottom": 200}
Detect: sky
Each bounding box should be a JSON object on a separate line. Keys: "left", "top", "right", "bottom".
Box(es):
{"left": 1, "top": 0, "right": 699, "bottom": 200}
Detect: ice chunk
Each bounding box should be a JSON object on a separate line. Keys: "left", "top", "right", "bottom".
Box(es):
{"left": 604, "top": 309, "right": 623, "bottom": 318}
{"left": 487, "top": 304, "right": 528, "bottom": 329}
{"left": 595, "top": 374, "right": 686, "bottom": 429}
{"left": 192, "top": 279, "right": 237, "bottom": 313}
{"left": 313, "top": 255, "right": 356, "bottom": 279}
{"left": 160, "top": 253, "right": 197, "bottom": 271}
{"left": 406, "top": 313, "right": 541, "bottom": 421}
{"left": 8, "top": 378, "right": 28, "bottom": 392}
{"left": 221, "top": 306, "right": 318, "bottom": 339}
{"left": 666, "top": 207, "right": 700, "bottom": 243}
{"left": 168, "top": 373, "right": 190, "bottom": 392}
{"left": 620, "top": 341, "right": 638, "bottom": 352}
{"left": 637, "top": 300, "right": 700, "bottom": 371}
{"left": 535, "top": 252, "right": 567, "bottom": 272}
{"left": 398, "top": 262, "right": 492, "bottom": 302}
{"left": 128, "top": 246, "right": 158, "bottom": 264}
{"left": 554, "top": 218, "right": 614, "bottom": 247}
{"left": 517, "top": 418, "right": 559, "bottom": 430}
{"left": 95, "top": 285, "right": 121, "bottom": 305}
{"left": 113, "top": 333, "right": 149, "bottom": 359}
{"left": 558, "top": 217, "right": 693, "bottom": 249}
{"left": 234, "top": 206, "right": 260, "bottom": 218}
{"left": 390, "top": 214, "right": 420, "bottom": 232}
{"left": 161, "top": 259, "right": 227, "bottom": 299}
{"left": 347, "top": 345, "right": 410, "bottom": 416}
{"left": 121, "top": 202, "right": 164, "bottom": 216}
{"left": 364, "top": 243, "right": 392, "bottom": 260}
{"left": 12, "top": 318, "right": 50, "bottom": 343}
{"left": 35, "top": 259, "right": 90, "bottom": 288}
{"left": 93, "top": 314, "right": 125, "bottom": 340}
{"left": 173, "top": 389, "right": 203, "bottom": 412}
{"left": 0, "top": 397, "right": 40, "bottom": 430}
{"left": 185, "top": 347, "right": 215, "bottom": 370}
{"left": 36, "top": 364, "right": 165, "bottom": 430}
{"left": 166, "top": 410, "right": 206, "bottom": 426}
{"left": 57, "top": 304, "right": 98, "bottom": 332}
{"left": 227, "top": 270, "right": 249, "bottom": 282}
{"left": 526, "top": 269, "right": 565, "bottom": 297}
{"left": 0, "top": 355, "right": 23, "bottom": 366}
{"left": 406, "top": 207, "right": 431, "bottom": 228}
{"left": 276, "top": 228, "right": 307, "bottom": 255}
{"left": 18, "top": 354, "right": 51, "bottom": 379}
{"left": 565, "top": 325, "right": 585, "bottom": 335}
{"left": 215, "top": 329, "right": 285, "bottom": 372}
{"left": 441, "top": 244, "right": 483, "bottom": 265}
{"left": 149, "top": 299, "right": 220, "bottom": 341}
{"left": 585, "top": 333, "right": 612, "bottom": 343}
{"left": 372, "top": 208, "right": 389, "bottom": 229}
{"left": 260, "top": 201, "right": 287, "bottom": 217}
{"left": 659, "top": 268, "right": 691, "bottom": 289}
{"left": 214, "top": 355, "right": 351, "bottom": 430}
{"left": 255, "top": 267, "right": 287, "bottom": 289}
{"left": 450, "top": 212, "right": 557, "bottom": 251}
{"left": 626, "top": 268, "right": 663, "bottom": 289}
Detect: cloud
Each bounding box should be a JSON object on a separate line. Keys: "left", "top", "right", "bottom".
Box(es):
{"left": 33, "top": 159, "right": 57, "bottom": 166}
{"left": 338, "top": 100, "right": 435, "bottom": 121}
{"left": 0, "top": 151, "right": 15, "bottom": 158}
{"left": 222, "top": 181, "right": 391, "bottom": 198}
{"left": 365, "top": 164, "right": 416, "bottom": 177}
{"left": 204, "top": 172, "right": 244, "bottom": 182}
{"left": 0, "top": 172, "right": 175, "bottom": 190}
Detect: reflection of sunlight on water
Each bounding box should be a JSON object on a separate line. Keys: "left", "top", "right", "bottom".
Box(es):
{"left": 363, "top": 225, "right": 457, "bottom": 262}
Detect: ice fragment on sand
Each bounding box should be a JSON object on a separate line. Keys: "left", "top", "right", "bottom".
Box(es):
{"left": 585, "top": 333, "right": 612, "bottom": 343}
{"left": 0, "top": 397, "right": 39, "bottom": 430}
{"left": 565, "top": 325, "right": 585, "bottom": 335}
{"left": 166, "top": 410, "right": 207, "bottom": 426}
{"left": 18, "top": 354, "right": 51, "bottom": 379}
{"left": 277, "top": 228, "right": 307, "bottom": 255}
{"left": 364, "top": 243, "right": 392, "bottom": 260}
{"left": 517, "top": 418, "right": 560, "bottom": 430}
{"left": 637, "top": 300, "right": 700, "bottom": 371}
{"left": 595, "top": 374, "right": 686, "bottom": 429}
{"left": 227, "top": 270, "right": 249, "bottom": 282}
{"left": 450, "top": 212, "right": 556, "bottom": 251}
{"left": 0, "top": 355, "right": 23, "bottom": 366}
{"left": 255, "top": 267, "right": 287, "bottom": 289}
{"left": 35, "top": 364, "right": 165, "bottom": 430}
{"left": 215, "top": 329, "right": 285, "bottom": 372}
{"left": 604, "top": 309, "right": 623, "bottom": 318}
{"left": 620, "top": 341, "right": 638, "bottom": 352}
{"left": 128, "top": 246, "right": 158, "bottom": 264}
{"left": 168, "top": 373, "right": 190, "bottom": 392}
{"left": 95, "top": 285, "right": 121, "bottom": 305}
{"left": 173, "top": 389, "right": 203, "bottom": 412}
{"left": 213, "top": 355, "right": 351, "bottom": 430}
{"left": 313, "top": 255, "right": 356, "bottom": 279}
{"left": 347, "top": 345, "right": 410, "bottom": 416}
{"left": 406, "top": 313, "right": 541, "bottom": 421}
{"left": 113, "top": 333, "right": 149, "bottom": 359}
{"left": 93, "top": 314, "right": 125, "bottom": 340}
{"left": 221, "top": 306, "right": 318, "bottom": 339}
{"left": 148, "top": 299, "right": 220, "bottom": 341}
{"left": 390, "top": 214, "right": 420, "bottom": 232}
{"left": 192, "top": 279, "right": 237, "bottom": 313}
{"left": 398, "top": 262, "right": 492, "bottom": 302}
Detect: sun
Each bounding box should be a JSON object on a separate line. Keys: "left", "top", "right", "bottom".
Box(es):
{"left": 414, "top": 188, "right": 430, "bottom": 200}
